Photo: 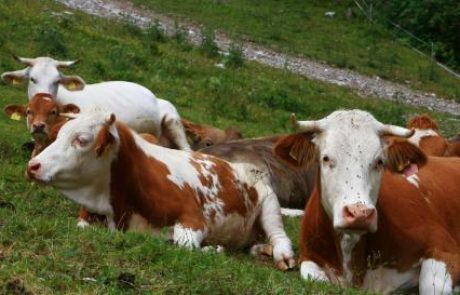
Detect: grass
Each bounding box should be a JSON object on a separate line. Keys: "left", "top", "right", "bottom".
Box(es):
{"left": 130, "top": 0, "right": 460, "bottom": 100}
{"left": 0, "top": 0, "right": 459, "bottom": 293}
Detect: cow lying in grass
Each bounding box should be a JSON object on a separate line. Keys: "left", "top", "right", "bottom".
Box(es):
{"left": 4, "top": 93, "right": 79, "bottom": 157}
{"left": 1, "top": 55, "right": 191, "bottom": 151}
{"left": 274, "top": 110, "right": 460, "bottom": 293}
{"left": 26, "top": 110, "right": 295, "bottom": 270}
{"left": 407, "top": 114, "right": 460, "bottom": 157}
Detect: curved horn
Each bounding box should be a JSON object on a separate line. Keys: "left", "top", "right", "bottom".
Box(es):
{"left": 59, "top": 112, "right": 79, "bottom": 119}
{"left": 379, "top": 124, "right": 414, "bottom": 138}
{"left": 291, "top": 113, "right": 324, "bottom": 133}
{"left": 13, "top": 55, "right": 36, "bottom": 67}
{"left": 55, "top": 59, "right": 79, "bottom": 68}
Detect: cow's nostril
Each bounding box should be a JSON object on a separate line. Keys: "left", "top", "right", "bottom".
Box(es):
{"left": 29, "top": 162, "right": 41, "bottom": 172}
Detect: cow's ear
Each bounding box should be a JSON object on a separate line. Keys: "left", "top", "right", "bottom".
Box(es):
{"left": 224, "top": 127, "right": 243, "bottom": 140}
{"left": 60, "top": 103, "right": 80, "bottom": 114}
{"left": 59, "top": 75, "right": 85, "bottom": 91}
{"left": 95, "top": 114, "right": 117, "bottom": 157}
{"left": 386, "top": 139, "right": 427, "bottom": 173}
{"left": 273, "top": 132, "right": 317, "bottom": 168}
{"left": 4, "top": 104, "right": 26, "bottom": 119}
{"left": 1, "top": 69, "right": 28, "bottom": 85}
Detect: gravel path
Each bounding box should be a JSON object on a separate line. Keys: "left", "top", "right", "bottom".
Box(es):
{"left": 56, "top": 0, "right": 460, "bottom": 115}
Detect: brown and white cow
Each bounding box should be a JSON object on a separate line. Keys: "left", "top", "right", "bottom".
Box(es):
{"left": 4, "top": 93, "right": 79, "bottom": 157}
{"left": 199, "top": 135, "right": 316, "bottom": 209}
{"left": 274, "top": 110, "right": 460, "bottom": 293}
{"left": 181, "top": 119, "right": 243, "bottom": 150}
{"left": 26, "top": 111, "right": 295, "bottom": 270}
{"left": 407, "top": 114, "right": 460, "bottom": 157}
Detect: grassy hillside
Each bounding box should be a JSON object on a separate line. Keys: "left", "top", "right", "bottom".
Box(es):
{"left": 131, "top": 0, "right": 460, "bottom": 100}
{"left": 0, "top": 0, "right": 459, "bottom": 293}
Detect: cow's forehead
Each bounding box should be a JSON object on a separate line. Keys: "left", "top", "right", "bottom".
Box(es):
{"left": 323, "top": 110, "right": 380, "bottom": 127}
{"left": 59, "top": 112, "right": 108, "bottom": 137}
{"left": 29, "top": 58, "right": 59, "bottom": 74}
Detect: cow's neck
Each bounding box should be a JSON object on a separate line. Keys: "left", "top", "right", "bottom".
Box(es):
{"left": 109, "top": 123, "right": 178, "bottom": 230}
{"left": 315, "top": 173, "right": 368, "bottom": 286}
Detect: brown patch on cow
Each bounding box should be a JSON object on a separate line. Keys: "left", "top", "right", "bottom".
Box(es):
{"left": 273, "top": 132, "right": 317, "bottom": 168}
{"left": 140, "top": 133, "right": 158, "bottom": 145}
{"left": 407, "top": 114, "right": 439, "bottom": 130}
{"left": 95, "top": 126, "right": 115, "bottom": 157}
{"left": 386, "top": 139, "right": 427, "bottom": 173}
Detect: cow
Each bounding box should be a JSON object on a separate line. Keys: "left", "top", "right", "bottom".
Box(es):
{"left": 406, "top": 114, "right": 460, "bottom": 157}
{"left": 199, "top": 135, "right": 316, "bottom": 209}
{"left": 181, "top": 118, "right": 243, "bottom": 150}
{"left": 3, "top": 93, "right": 79, "bottom": 157}
{"left": 25, "top": 110, "right": 295, "bottom": 270}
{"left": 274, "top": 110, "right": 460, "bottom": 294}
{"left": 1, "top": 55, "right": 191, "bottom": 151}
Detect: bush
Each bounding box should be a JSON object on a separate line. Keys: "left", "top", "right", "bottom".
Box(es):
{"left": 200, "top": 28, "right": 219, "bottom": 58}
{"left": 223, "top": 43, "right": 244, "bottom": 68}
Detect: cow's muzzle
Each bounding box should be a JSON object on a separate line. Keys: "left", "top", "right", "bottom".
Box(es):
{"left": 338, "top": 203, "right": 377, "bottom": 232}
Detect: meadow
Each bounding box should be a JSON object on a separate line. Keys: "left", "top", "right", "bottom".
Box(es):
{"left": 0, "top": 0, "right": 459, "bottom": 293}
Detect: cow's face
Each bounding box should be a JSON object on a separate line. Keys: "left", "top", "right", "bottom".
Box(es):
{"left": 274, "top": 110, "right": 426, "bottom": 234}
{"left": 4, "top": 94, "right": 79, "bottom": 142}
{"left": 27, "top": 111, "right": 118, "bottom": 189}
{"left": 1, "top": 56, "right": 86, "bottom": 99}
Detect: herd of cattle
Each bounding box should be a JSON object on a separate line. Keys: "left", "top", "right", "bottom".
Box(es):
{"left": 2, "top": 56, "right": 460, "bottom": 294}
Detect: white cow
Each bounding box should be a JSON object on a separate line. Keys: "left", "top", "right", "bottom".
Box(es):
{"left": 1, "top": 56, "right": 190, "bottom": 151}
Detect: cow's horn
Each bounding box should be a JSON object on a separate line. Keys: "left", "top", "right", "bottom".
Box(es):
{"left": 379, "top": 124, "right": 414, "bottom": 138}
{"left": 13, "top": 55, "right": 36, "bottom": 67}
{"left": 55, "top": 59, "right": 79, "bottom": 68}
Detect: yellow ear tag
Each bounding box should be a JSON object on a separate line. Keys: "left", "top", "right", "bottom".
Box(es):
{"left": 12, "top": 78, "right": 20, "bottom": 85}
{"left": 67, "top": 82, "right": 77, "bottom": 90}
{"left": 10, "top": 112, "right": 22, "bottom": 121}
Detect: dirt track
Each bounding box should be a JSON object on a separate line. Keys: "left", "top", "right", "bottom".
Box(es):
{"left": 57, "top": 0, "right": 460, "bottom": 115}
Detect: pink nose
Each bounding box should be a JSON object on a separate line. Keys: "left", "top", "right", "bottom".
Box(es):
{"left": 32, "top": 122, "right": 46, "bottom": 133}
{"left": 342, "top": 204, "right": 376, "bottom": 231}
{"left": 27, "top": 160, "right": 41, "bottom": 179}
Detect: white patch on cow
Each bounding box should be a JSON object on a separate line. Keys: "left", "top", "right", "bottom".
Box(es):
{"left": 362, "top": 266, "right": 419, "bottom": 294}
{"left": 419, "top": 259, "right": 453, "bottom": 295}
{"left": 340, "top": 233, "right": 361, "bottom": 283}
{"left": 280, "top": 208, "right": 304, "bottom": 217}
{"left": 173, "top": 224, "right": 205, "bottom": 248}
{"left": 76, "top": 219, "right": 90, "bottom": 229}
{"left": 300, "top": 261, "right": 329, "bottom": 282}
{"left": 406, "top": 174, "right": 420, "bottom": 188}
{"left": 408, "top": 129, "right": 438, "bottom": 146}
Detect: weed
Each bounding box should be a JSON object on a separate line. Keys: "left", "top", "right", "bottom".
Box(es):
{"left": 200, "top": 28, "right": 220, "bottom": 58}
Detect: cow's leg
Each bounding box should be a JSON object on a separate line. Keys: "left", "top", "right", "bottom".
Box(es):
{"left": 173, "top": 224, "right": 206, "bottom": 248}
{"left": 259, "top": 188, "right": 295, "bottom": 270}
{"left": 77, "top": 207, "right": 91, "bottom": 228}
{"left": 300, "top": 261, "right": 329, "bottom": 282}
{"left": 162, "top": 117, "right": 191, "bottom": 151}
{"left": 420, "top": 258, "right": 456, "bottom": 295}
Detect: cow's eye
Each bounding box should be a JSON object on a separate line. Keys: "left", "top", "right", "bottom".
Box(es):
{"left": 73, "top": 133, "right": 93, "bottom": 148}
{"left": 26, "top": 109, "right": 32, "bottom": 115}
{"left": 322, "top": 155, "right": 330, "bottom": 162}
{"left": 50, "top": 109, "right": 57, "bottom": 116}
{"left": 375, "top": 158, "right": 384, "bottom": 169}
{"left": 30, "top": 77, "right": 37, "bottom": 84}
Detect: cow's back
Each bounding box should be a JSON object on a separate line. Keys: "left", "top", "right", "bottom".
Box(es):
{"left": 56, "top": 81, "right": 162, "bottom": 134}
{"left": 200, "top": 136, "right": 316, "bottom": 208}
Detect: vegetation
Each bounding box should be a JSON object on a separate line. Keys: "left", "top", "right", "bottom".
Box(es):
{"left": 0, "top": 0, "right": 459, "bottom": 293}
{"left": 131, "top": 0, "right": 460, "bottom": 100}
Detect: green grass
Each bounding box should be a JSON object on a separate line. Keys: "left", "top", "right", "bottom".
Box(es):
{"left": 0, "top": 0, "right": 459, "bottom": 293}
{"left": 131, "top": 0, "right": 460, "bottom": 100}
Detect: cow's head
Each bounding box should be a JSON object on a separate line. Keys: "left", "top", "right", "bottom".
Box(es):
{"left": 274, "top": 110, "right": 426, "bottom": 233}
{"left": 182, "top": 119, "right": 243, "bottom": 150}
{"left": 4, "top": 94, "right": 79, "bottom": 142}
{"left": 27, "top": 111, "right": 119, "bottom": 189}
{"left": 406, "top": 114, "right": 448, "bottom": 156}
{"left": 1, "top": 56, "right": 86, "bottom": 99}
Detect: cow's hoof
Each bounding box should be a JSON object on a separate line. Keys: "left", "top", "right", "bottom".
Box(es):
{"left": 250, "top": 244, "right": 273, "bottom": 257}
{"left": 76, "top": 219, "right": 90, "bottom": 229}
{"left": 275, "top": 257, "right": 296, "bottom": 271}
